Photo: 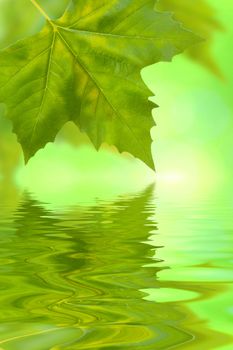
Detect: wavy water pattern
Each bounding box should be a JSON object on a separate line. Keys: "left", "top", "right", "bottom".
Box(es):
{"left": 0, "top": 184, "right": 232, "bottom": 349}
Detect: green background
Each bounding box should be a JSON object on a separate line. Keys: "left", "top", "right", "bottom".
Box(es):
{"left": 0, "top": 0, "right": 232, "bottom": 204}
{"left": 0, "top": 1, "right": 232, "bottom": 349}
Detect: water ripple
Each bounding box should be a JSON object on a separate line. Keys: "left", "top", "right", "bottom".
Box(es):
{"left": 0, "top": 185, "right": 232, "bottom": 349}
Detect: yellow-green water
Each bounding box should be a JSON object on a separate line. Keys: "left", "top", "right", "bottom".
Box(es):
{"left": 0, "top": 182, "right": 232, "bottom": 349}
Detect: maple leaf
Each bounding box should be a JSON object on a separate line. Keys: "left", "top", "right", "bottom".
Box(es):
{"left": 0, "top": 0, "right": 200, "bottom": 169}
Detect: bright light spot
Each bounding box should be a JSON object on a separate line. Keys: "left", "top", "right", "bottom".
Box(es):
{"left": 156, "top": 171, "right": 186, "bottom": 184}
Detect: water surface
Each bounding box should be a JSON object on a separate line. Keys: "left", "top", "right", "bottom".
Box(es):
{"left": 0, "top": 183, "right": 232, "bottom": 349}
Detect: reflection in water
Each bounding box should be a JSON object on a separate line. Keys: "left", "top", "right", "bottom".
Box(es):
{"left": 0, "top": 184, "right": 232, "bottom": 349}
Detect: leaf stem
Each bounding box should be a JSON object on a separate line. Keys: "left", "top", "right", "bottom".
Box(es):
{"left": 30, "top": 0, "right": 52, "bottom": 22}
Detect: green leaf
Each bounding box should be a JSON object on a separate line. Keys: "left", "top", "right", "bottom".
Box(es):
{"left": 157, "top": 0, "right": 224, "bottom": 77}
{"left": 0, "top": 0, "right": 200, "bottom": 169}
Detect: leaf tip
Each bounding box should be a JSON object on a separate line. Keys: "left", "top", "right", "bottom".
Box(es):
{"left": 23, "top": 150, "right": 32, "bottom": 165}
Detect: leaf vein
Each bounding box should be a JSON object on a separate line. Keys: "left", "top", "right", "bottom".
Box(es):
{"left": 27, "top": 32, "right": 57, "bottom": 153}
{"left": 57, "top": 30, "right": 148, "bottom": 157}
{"left": 0, "top": 47, "right": 51, "bottom": 91}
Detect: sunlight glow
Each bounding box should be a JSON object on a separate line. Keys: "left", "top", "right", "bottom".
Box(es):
{"left": 156, "top": 171, "right": 186, "bottom": 184}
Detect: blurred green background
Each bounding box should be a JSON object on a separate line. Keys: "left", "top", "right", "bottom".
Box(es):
{"left": 0, "top": 2, "right": 232, "bottom": 349}
{"left": 0, "top": 0, "right": 232, "bottom": 202}
{"left": 144, "top": 0, "right": 233, "bottom": 200}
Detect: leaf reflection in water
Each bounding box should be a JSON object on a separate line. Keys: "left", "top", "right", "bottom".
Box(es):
{"left": 0, "top": 183, "right": 232, "bottom": 349}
